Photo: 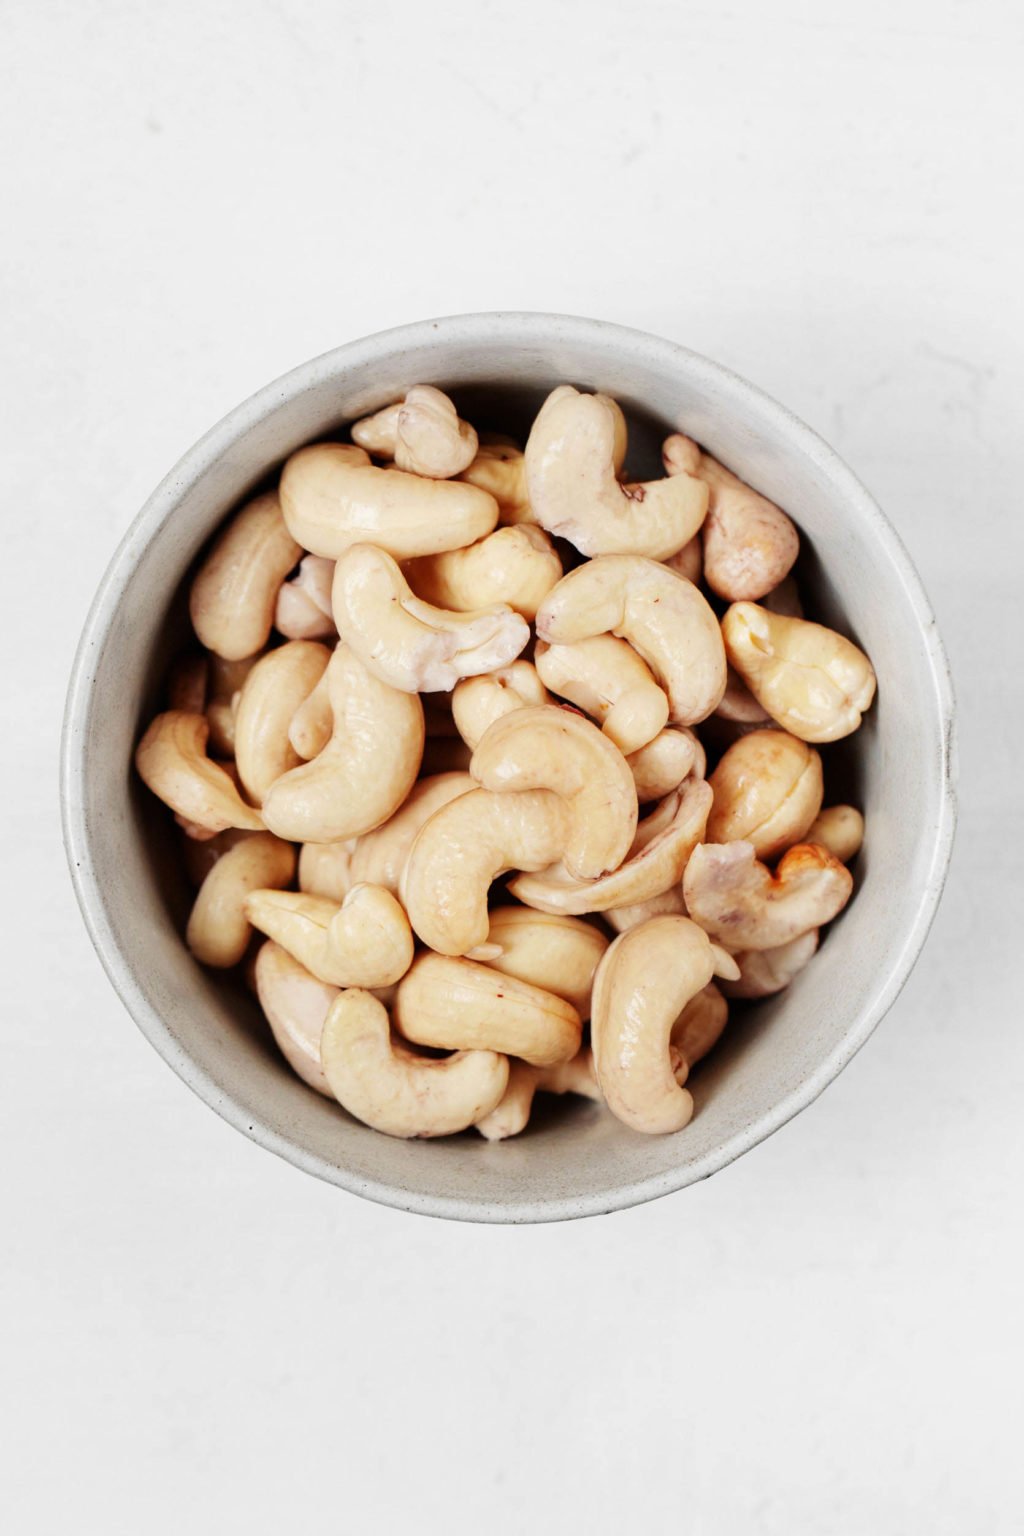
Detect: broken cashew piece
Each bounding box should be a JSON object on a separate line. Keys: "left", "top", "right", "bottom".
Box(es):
{"left": 320, "top": 989, "right": 509, "bottom": 1139}
{"left": 721, "top": 930, "right": 820, "bottom": 999}
{"left": 626, "top": 727, "right": 705, "bottom": 802}
{"left": 723, "top": 603, "right": 877, "bottom": 743}
{"left": 254, "top": 941, "right": 337, "bottom": 1096}
{"left": 186, "top": 831, "right": 295, "bottom": 968}
{"left": 475, "top": 1049, "right": 601, "bottom": 1141}
{"left": 244, "top": 883, "right": 413, "bottom": 988}
{"left": 190, "top": 491, "right": 301, "bottom": 661}
{"left": 349, "top": 772, "right": 475, "bottom": 894}
{"left": 394, "top": 953, "right": 581, "bottom": 1068}
{"left": 707, "top": 728, "right": 824, "bottom": 860}
{"left": 451, "top": 662, "right": 550, "bottom": 750}
{"left": 405, "top": 524, "right": 562, "bottom": 620}
{"left": 468, "top": 908, "right": 609, "bottom": 1018}
{"left": 684, "top": 840, "right": 853, "bottom": 950}
{"left": 332, "top": 544, "right": 529, "bottom": 693}
{"left": 298, "top": 839, "right": 356, "bottom": 902}
{"left": 470, "top": 705, "right": 638, "bottom": 880}
{"left": 535, "top": 635, "right": 669, "bottom": 756}
{"left": 135, "top": 712, "right": 264, "bottom": 835}
{"left": 351, "top": 385, "right": 478, "bottom": 478}
{"left": 807, "top": 805, "right": 864, "bottom": 864}
{"left": 233, "top": 640, "right": 331, "bottom": 804}
{"left": 670, "top": 983, "right": 729, "bottom": 1085}
{"left": 458, "top": 439, "right": 534, "bottom": 524}
{"left": 274, "top": 555, "right": 336, "bottom": 641}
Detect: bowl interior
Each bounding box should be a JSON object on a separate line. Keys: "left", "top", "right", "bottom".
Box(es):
{"left": 63, "top": 315, "right": 954, "bottom": 1221}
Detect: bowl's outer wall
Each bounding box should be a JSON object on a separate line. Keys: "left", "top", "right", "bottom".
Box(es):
{"left": 62, "top": 313, "right": 956, "bottom": 1222}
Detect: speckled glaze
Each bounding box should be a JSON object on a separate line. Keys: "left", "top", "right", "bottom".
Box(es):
{"left": 60, "top": 313, "right": 957, "bottom": 1223}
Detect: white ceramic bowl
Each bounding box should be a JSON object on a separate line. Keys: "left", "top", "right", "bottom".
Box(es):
{"left": 61, "top": 313, "right": 956, "bottom": 1223}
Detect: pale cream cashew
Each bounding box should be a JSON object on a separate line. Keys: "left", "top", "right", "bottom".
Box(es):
{"left": 254, "top": 941, "right": 337, "bottom": 1096}
{"left": 394, "top": 953, "right": 581, "bottom": 1067}
{"left": 807, "top": 805, "right": 865, "bottom": 864}
{"left": 244, "top": 883, "right": 413, "bottom": 988}
{"left": 451, "top": 661, "right": 550, "bottom": 750}
{"left": 280, "top": 442, "right": 498, "bottom": 559}
{"left": 190, "top": 491, "right": 302, "bottom": 661}
{"left": 720, "top": 930, "right": 820, "bottom": 999}
{"left": 683, "top": 840, "right": 853, "bottom": 950}
{"left": 714, "top": 666, "right": 772, "bottom": 725}
{"left": 321, "top": 989, "right": 509, "bottom": 1139}
{"left": 458, "top": 439, "right": 534, "bottom": 525}
{"left": 205, "top": 655, "right": 258, "bottom": 757}
{"left": 537, "top": 556, "right": 726, "bottom": 725}
{"left": 233, "top": 640, "right": 331, "bottom": 804}
{"left": 419, "top": 737, "right": 474, "bottom": 776}
{"left": 605, "top": 884, "right": 687, "bottom": 934}
{"left": 525, "top": 386, "right": 708, "bottom": 558}
{"left": 535, "top": 635, "right": 669, "bottom": 756}
{"left": 475, "top": 1049, "right": 601, "bottom": 1141}
{"left": 167, "top": 653, "right": 208, "bottom": 715}
{"left": 591, "top": 915, "right": 736, "bottom": 1134}
{"left": 670, "top": 983, "right": 729, "bottom": 1084}
{"left": 664, "top": 533, "right": 702, "bottom": 585}
{"left": 274, "top": 554, "right": 336, "bottom": 641}
{"left": 722, "top": 603, "right": 877, "bottom": 743}
{"left": 136, "top": 711, "right": 264, "bottom": 835}
{"left": 186, "top": 832, "right": 295, "bottom": 968}
{"left": 351, "top": 386, "right": 478, "bottom": 478}
{"left": 288, "top": 669, "right": 332, "bottom": 759}
{"left": 470, "top": 704, "right": 638, "bottom": 881}
{"left": 468, "top": 908, "right": 609, "bottom": 1018}
{"left": 349, "top": 772, "right": 475, "bottom": 893}
{"left": 663, "top": 433, "right": 799, "bottom": 601}
{"left": 626, "top": 727, "right": 705, "bottom": 802}
{"left": 707, "top": 729, "right": 824, "bottom": 859}
{"left": 509, "top": 775, "right": 712, "bottom": 916}
{"left": 261, "top": 644, "right": 424, "bottom": 843}
{"left": 298, "top": 839, "right": 356, "bottom": 902}
{"left": 402, "top": 787, "right": 568, "bottom": 955}
{"left": 331, "top": 544, "right": 529, "bottom": 692}
{"left": 404, "top": 524, "right": 562, "bottom": 620}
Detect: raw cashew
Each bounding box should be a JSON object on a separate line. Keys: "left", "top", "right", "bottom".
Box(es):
{"left": 721, "top": 930, "right": 819, "bottom": 999}
{"left": 807, "top": 805, "right": 864, "bottom": 863}
{"left": 458, "top": 439, "right": 534, "bottom": 524}
{"left": 261, "top": 644, "right": 424, "bottom": 843}
{"left": 509, "top": 775, "right": 711, "bottom": 916}
{"left": 475, "top": 1049, "right": 601, "bottom": 1141}
{"left": 288, "top": 669, "right": 332, "bottom": 759}
{"left": 665, "top": 534, "right": 702, "bottom": 585}
{"left": 167, "top": 653, "right": 208, "bottom": 715}
{"left": 351, "top": 385, "right": 478, "bottom": 478}
{"left": 402, "top": 787, "right": 568, "bottom": 955}
{"left": 683, "top": 840, "right": 853, "bottom": 950}
{"left": 186, "top": 832, "right": 295, "bottom": 968}
{"left": 722, "top": 603, "right": 877, "bottom": 743}
{"left": 663, "top": 434, "right": 799, "bottom": 601}
{"left": 206, "top": 655, "right": 258, "bottom": 756}
{"left": 394, "top": 953, "right": 581, "bottom": 1067}
{"left": 299, "top": 840, "right": 356, "bottom": 902}
{"left": 254, "top": 941, "right": 337, "bottom": 1096}
{"left": 190, "top": 492, "right": 301, "bottom": 661}
{"left": 349, "top": 772, "right": 475, "bottom": 894}
{"left": 320, "top": 989, "right": 509, "bottom": 1138}
{"left": 537, "top": 556, "right": 726, "bottom": 726}
{"left": 244, "top": 884, "right": 413, "bottom": 988}
{"left": 274, "top": 555, "right": 336, "bottom": 641}
{"left": 535, "top": 635, "right": 669, "bottom": 756}
{"left": 233, "top": 640, "right": 331, "bottom": 804}
{"left": 707, "top": 729, "right": 824, "bottom": 859}
{"left": 405, "top": 524, "right": 562, "bottom": 620}
{"left": 135, "top": 712, "right": 264, "bottom": 835}
{"left": 670, "top": 983, "right": 729, "bottom": 1084}
{"left": 525, "top": 386, "right": 708, "bottom": 558}
{"left": 605, "top": 885, "right": 687, "bottom": 934}
{"left": 332, "top": 544, "right": 529, "bottom": 692}
{"left": 469, "top": 908, "right": 609, "bottom": 1018}
{"left": 626, "top": 728, "right": 705, "bottom": 802}
{"left": 280, "top": 442, "right": 498, "bottom": 559}
{"left": 470, "top": 705, "right": 638, "bottom": 880}
{"left": 591, "top": 915, "right": 736, "bottom": 1134}
{"left": 451, "top": 662, "right": 550, "bottom": 750}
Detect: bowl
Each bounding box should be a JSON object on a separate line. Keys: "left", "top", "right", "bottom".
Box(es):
{"left": 61, "top": 312, "right": 956, "bottom": 1223}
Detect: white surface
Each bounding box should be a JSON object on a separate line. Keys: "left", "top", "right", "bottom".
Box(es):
{"left": 2, "top": 0, "right": 1021, "bottom": 1530}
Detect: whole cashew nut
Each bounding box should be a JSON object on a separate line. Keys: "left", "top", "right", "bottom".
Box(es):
{"left": 536, "top": 556, "right": 726, "bottom": 726}
{"left": 332, "top": 544, "right": 530, "bottom": 692}
{"left": 683, "top": 840, "right": 853, "bottom": 950}
{"left": 468, "top": 907, "right": 609, "bottom": 1018}
{"left": 186, "top": 832, "right": 296, "bottom": 968}
{"left": 298, "top": 839, "right": 356, "bottom": 902}
{"left": 475, "top": 1049, "right": 601, "bottom": 1141}
{"left": 351, "top": 386, "right": 478, "bottom": 478}
{"left": 274, "top": 554, "right": 337, "bottom": 641}
{"left": 707, "top": 729, "right": 824, "bottom": 860}
{"left": 394, "top": 952, "right": 581, "bottom": 1067}
{"left": 233, "top": 640, "right": 331, "bottom": 804}
{"left": 254, "top": 941, "right": 337, "bottom": 1096}
{"left": 458, "top": 439, "right": 534, "bottom": 525}
{"left": 451, "top": 662, "right": 550, "bottom": 750}
{"left": 244, "top": 883, "right": 414, "bottom": 988}
{"left": 135, "top": 712, "right": 264, "bottom": 835}
{"left": 470, "top": 704, "right": 638, "bottom": 880}
{"left": 261, "top": 644, "right": 424, "bottom": 843}
{"left": 535, "top": 635, "right": 669, "bottom": 756}
{"left": 320, "top": 989, "right": 509, "bottom": 1139}
{"left": 349, "top": 771, "right": 475, "bottom": 894}
{"left": 626, "top": 727, "right": 705, "bottom": 802}
{"left": 807, "top": 805, "right": 865, "bottom": 864}
{"left": 190, "top": 492, "right": 302, "bottom": 661}
{"left": 670, "top": 983, "right": 729, "bottom": 1084}
{"left": 525, "top": 386, "right": 708, "bottom": 558}
{"left": 722, "top": 603, "right": 877, "bottom": 743}
{"left": 405, "top": 524, "right": 562, "bottom": 620}
{"left": 720, "top": 929, "right": 820, "bottom": 999}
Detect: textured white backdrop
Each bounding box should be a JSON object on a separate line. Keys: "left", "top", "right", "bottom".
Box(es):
{"left": 3, "top": 1, "right": 1022, "bottom": 1531}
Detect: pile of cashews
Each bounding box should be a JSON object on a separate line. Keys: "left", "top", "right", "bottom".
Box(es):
{"left": 136, "top": 380, "right": 876, "bottom": 1140}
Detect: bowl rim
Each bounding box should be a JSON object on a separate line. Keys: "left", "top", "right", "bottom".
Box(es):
{"left": 60, "top": 310, "right": 958, "bottom": 1223}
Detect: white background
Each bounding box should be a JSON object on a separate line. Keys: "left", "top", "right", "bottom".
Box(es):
{"left": 3, "top": 1, "right": 1022, "bottom": 1531}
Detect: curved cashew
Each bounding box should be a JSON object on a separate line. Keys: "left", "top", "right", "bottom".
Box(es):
{"left": 707, "top": 729, "right": 823, "bottom": 860}
{"left": 254, "top": 941, "right": 337, "bottom": 1096}
{"left": 475, "top": 1049, "right": 601, "bottom": 1141}
{"left": 351, "top": 386, "right": 478, "bottom": 478}
{"left": 244, "top": 883, "right": 413, "bottom": 988}
{"left": 349, "top": 772, "right": 475, "bottom": 893}
{"left": 136, "top": 711, "right": 264, "bottom": 835}
{"left": 536, "top": 556, "right": 726, "bottom": 725}
{"left": 458, "top": 439, "right": 534, "bottom": 525}
{"left": 233, "top": 640, "right": 331, "bottom": 804}
{"left": 331, "top": 544, "right": 529, "bottom": 692}
{"left": 190, "top": 492, "right": 301, "bottom": 661}
{"left": 186, "top": 832, "right": 295, "bottom": 968}
{"left": 280, "top": 442, "right": 498, "bottom": 559}
{"left": 535, "top": 635, "right": 668, "bottom": 756}
{"left": 402, "top": 787, "right": 567, "bottom": 955}
{"left": 670, "top": 983, "right": 729, "bottom": 1084}
{"left": 468, "top": 908, "right": 609, "bottom": 1018}
{"left": 320, "top": 989, "right": 509, "bottom": 1139}
{"left": 394, "top": 953, "right": 581, "bottom": 1067}
{"left": 591, "top": 915, "right": 736, "bottom": 1134}
{"left": 287, "top": 668, "right": 333, "bottom": 760}
{"left": 451, "top": 662, "right": 550, "bottom": 750}
{"left": 665, "top": 533, "right": 702, "bottom": 585}
{"left": 261, "top": 644, "right": 424, "bottom": 843}
{"left": 605, "top": 884, "right": 687, "bottom": 934}
{"left": 663, "top": 434, "right": 799, "bottom": 601}
{"left": 509, "top": 775, "right": 711, "bottom": 916}
{"left": 470, "top": 705, "right": 637, "bottom": 881}
{"left": 525, "top": 386, "right": 708, "bottom": 558}
{"left": 626, "top": 727, "right": 705, "bottom": 803}
{"left": 722, "top": 603, "right": 877, "bottom": 743}
{"left": 721, "top": 930, "right": 819, "bottom": 999}
{"left": 298, "top": 839, "right": 356, "bottom": 902}
{"left": 404, "top": 524, "right": 562, "bottom": 620}
{"left": 684, "top": 840, "right": 853, "bottom": 950}
{"left": 274, "top": 554, "right": 336, "bottom": 641}
{"left": 807, "top": 805, "right": 865, "bottom": 864}
{"left": 167, "top": 652, "right": 208, "bottom": 715}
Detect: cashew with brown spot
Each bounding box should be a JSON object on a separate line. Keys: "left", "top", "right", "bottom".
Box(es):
{"left": 233, "top": 640, "right": 331, "bottom": 804}
{"left": 136, "top": 711, "right": 264, "bottom": 835}
{"left": 468, "top": 907, "right": 609, "bottom": 1018}
{"left": 254, "top": 941, "right": 338, "bottom": 1096}
{"left": 723, "top": 603, "right": 877, "bottom": 742}
{"left": 405, "top": 524, "right": 562, "bottom": 620}
{"left": 626, "top": 727, "right": 705, "bottom": 802}
{"left": 451, "top": 661, "right": 550, "bottom": 749}
{"left": 274, "top": 554, "right": 336, "bottom": 641}
{"left": 720, "top": 930, "right": 819, "bottom": 999}
{"left": 707, "top": 729, "right": 823, "bottom": 859}
{"left": 189, "top": 492, "right": 301, "bottom": 661}
{"left": 535, "top": 635, "right": 669, "bottom": 756}
{"left": 807, "top": 805, "right": 865, "bottom": 863}
{"left": 244, "top": 883, "right": 413, "bottom": 988}
{"left": 349, "top": 772, "right": 475, "bottom": 893}
{"left": 684, "top": 840, "right": 853, "bottom": 950}
{"left": 186, "top": 832, "right": 295, "bottom": 968}
{"left": 351, "top": 386, "right": 478, "bottom": 478}
{"left": 298, "top": 839, "right": 356, "bottom": 902}
{"left": 475, "top": 1049, "right": 601, "bottom": 1141}
{"left": 394, "top": 953, "right": 581, "bottom": 1067}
